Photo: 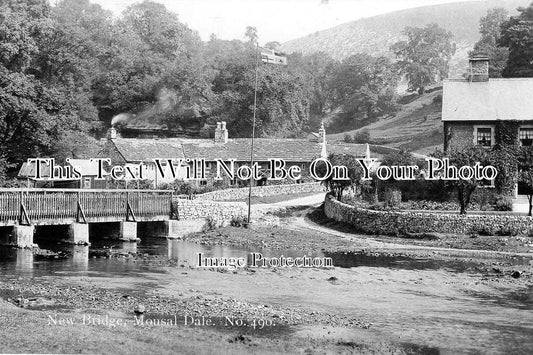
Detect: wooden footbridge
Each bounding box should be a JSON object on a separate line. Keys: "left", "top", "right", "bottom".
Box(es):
{"left": 0, "top": 189, "right": 180, "bottom": 247}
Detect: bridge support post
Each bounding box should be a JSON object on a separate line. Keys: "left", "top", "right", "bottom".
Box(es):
{"left": 164, "top": 220, "right": 205, "bottom": 239}
{"left": 10, "top": 225, "right": 35, "bottom": 248}
{"left": 165, "top": 220, "right": 184, "bottom": 238}
{"left": 119, "top": 221, "right": 138, "bottom": 242}
{"left": 68, "top": 223, "right": 90, "bottom": 245}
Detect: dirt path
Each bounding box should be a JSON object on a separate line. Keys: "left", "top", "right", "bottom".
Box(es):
{"left": 251, "top": 192, "right": 326, "bottom": 214}
{"left": 293, "top": 215, "right": 533, "bottom": 259}
{"left": 264, "top": 193, "right": 533, "bottom": 260}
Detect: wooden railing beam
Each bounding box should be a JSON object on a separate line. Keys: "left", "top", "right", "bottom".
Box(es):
{"left": 0, "top": 189, "right": 173, "bottom": 224}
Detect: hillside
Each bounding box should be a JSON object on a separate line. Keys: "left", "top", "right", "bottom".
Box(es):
{"left": 281, "top": 0, "right": 523, "bottom": 77}
{"left": 327, "top": 88, "right": 445, "bottom": 156}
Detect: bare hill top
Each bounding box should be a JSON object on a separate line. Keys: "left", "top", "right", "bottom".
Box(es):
{"left": 281, "top": 0, "right": 523, "bottom": 77}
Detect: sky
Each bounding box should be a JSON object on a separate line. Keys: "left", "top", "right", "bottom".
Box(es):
{"left": 88, "top": 0, "right": 486, "bottom": 44}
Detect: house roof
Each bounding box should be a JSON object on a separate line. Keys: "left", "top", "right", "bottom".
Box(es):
{"left": 108, "top": 137, "right": 394, "bottom": 163}
{"left": 18, "top": 159, "right": 108, "bottom": 179}
{"left": 18, "top": 161, "right": 51, "bottom": 179}
{"left": 111, "top": 138, "right": 186, "bottom": 162}
{"left": 182, "top": 139, "right": 323, "bottom": 162}
{"left": 68, "top": 159, "right": 109, "bottom": 176}
{"left": 442, "top": 78, "right": 533, "bottom": 122}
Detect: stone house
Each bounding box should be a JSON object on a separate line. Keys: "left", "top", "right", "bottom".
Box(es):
{"left": 442, "top": 56, "right": 533, "bottom": 199}
{"left": 17, "top": 159, "right": 108, "bottom": 189}
{"left": 99, "top": 122, "right": 396, "bottom": 188}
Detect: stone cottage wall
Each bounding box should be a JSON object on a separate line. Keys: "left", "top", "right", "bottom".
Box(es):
{"left": 324, "top": 194, "right": 533, "bottom": 236}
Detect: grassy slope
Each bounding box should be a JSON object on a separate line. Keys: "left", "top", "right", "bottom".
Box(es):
{"left": 327, "top": 87, "right": 444, "bottom": 156}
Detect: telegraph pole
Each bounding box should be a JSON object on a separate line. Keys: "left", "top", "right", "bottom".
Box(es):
{"left": 247, "top": 42, "right": 260, "bottom": 225}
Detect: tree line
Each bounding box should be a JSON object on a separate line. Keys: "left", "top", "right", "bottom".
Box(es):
{"left": 1, "top": 0, "right": 532, "bottom": 185}
{"left": 0, "top": 0, "right": 401, "bottom": 182}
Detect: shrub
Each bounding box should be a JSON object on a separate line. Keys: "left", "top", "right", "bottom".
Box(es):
{"left": 473, "top": 224, "right": 496, "bottom": 236}
{"left": 472, "top": 188, "right": 493, "bottom": 211}
{"left": 384, "top": 188, "right": 402, "bottom": 208}
{"left": 178, "top": 182, "right": 195, "bottom": 195}
{"left": 343, "top": 134, "right": 354, "bottom": 143}
{"left": 203, "top": 216, "right": 222, "bottom": 231}
{"left": 352, "top": 129, "right": 370, "bottom": 143}
{"left": 401, "top": 200, "right": 459, "bottom": 211}
{"left": 0, "top": 178, "right": 26, "bottom": 188}
{"left": 230, "top": 215, "right": 247, "bottom": 227}
{"left": 432, "top": 94, "right": 443, "bottom": 105}
{"left": 494, "top": 195, "right": 513, "bottom": 211}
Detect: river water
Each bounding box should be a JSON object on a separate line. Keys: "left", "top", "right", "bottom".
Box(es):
{"left": 0, "top": 236, "right": 487, "bottom": 277}
{"left": 1, "top": 235, "right": 532, "bottom": 354}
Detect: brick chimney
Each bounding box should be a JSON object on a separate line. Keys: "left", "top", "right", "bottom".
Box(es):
{"left": 214, "top": 121, "right": 228, "bottom": 144}
{"left": 468, "top": 55, "right": 489, "bottom": 82}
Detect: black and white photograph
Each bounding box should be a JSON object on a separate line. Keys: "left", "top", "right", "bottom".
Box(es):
{"left": 0, "top": 0, "right": 532, "bottom": 353}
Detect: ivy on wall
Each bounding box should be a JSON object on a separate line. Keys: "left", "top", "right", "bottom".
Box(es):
{"left": 495, "top": 121, "right": 520, "bottom": 147}
{"left": 492, "top": 121, "right": 520, "bottom": 194}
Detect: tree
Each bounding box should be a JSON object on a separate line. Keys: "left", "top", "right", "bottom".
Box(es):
{"left": 244, "top": 26, "right": 258, "bottom": 45}
{"left": 264, "top": 41, "right": 280, "bottom": 50}
{"left": 287, "top": 52, "right": 337, "bottom": 131}
{"left": 470, "top": 8, "right": 509, "bottom": 78}
{"left": 330, "top": 53, "right": 399, "bottom": 127}
{"left": 317, "top": 154, "right": 364, "bottom": 202}
{"left": 92, "top": 1, "right": 211, "bottom": 128}
{"left": 0, "top": 0, "right": 104, "bottom": 173}
{"left": 499, "top": 2, "right": 533, "bottom": 77}
{"left": 218, "top": 63, "right": 311, "bottom": 137}
{"left": 391, "top": 24, "right": 456, "bottom": 94}
{"left": 432, "top": 147, "right": 495, "bottom": 214}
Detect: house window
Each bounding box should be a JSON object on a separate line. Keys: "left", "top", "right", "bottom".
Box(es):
{"left": 473, "top": 126, "right": 494, "bottom": 147}
{"left": 519, "top": 127, "right": 533, "bottom": 146}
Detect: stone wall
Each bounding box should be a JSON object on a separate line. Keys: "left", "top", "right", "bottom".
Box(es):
{"left": 197, "top": 182, "right": 325, "bottom": 201}
{"left": 174, "top": 198, "right": 247, "bottom": 221}
{"left": 324, "top": 194, "right": 533, "bottom": 236}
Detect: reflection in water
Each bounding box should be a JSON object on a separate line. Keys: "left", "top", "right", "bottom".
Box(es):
{"left": 118, "top": 241, "right": 138, "bottom": 254}
{"left": 0, "top": 236, "right": 495, "bottom": 278}
{"left": 72, "top": 246, "right": 89, "bottom": 270}
{"left": 0, "top": 236, "right": 329, "bottom": 277}
{"left": 15, "top": 249, "right": 34, "bottom": 274}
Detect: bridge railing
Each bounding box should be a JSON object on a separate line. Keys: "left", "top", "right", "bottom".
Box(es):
{"left": 0, "top": 189, "right": 173, "bottom": 224}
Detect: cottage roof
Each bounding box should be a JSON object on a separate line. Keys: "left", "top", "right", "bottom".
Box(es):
{"left": 442, "top": 78, "right": 533, "bottom": 122}
{"left": 182, "top": 139, "right": 323, "bottom": 162}
{"left": 18, "top": 159, "right": 109, "bottom": 179}
{"left": 68, "top": 159, "right": 108, "bottom": 176}
{"left": 18, "top": 161, "right": 51, "bottom": 179}
{"left": 111, "top": 138, "right": 186, "bottom": 162}
{"left": 108, "top": 137, "right": 394, "bottom": 163}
